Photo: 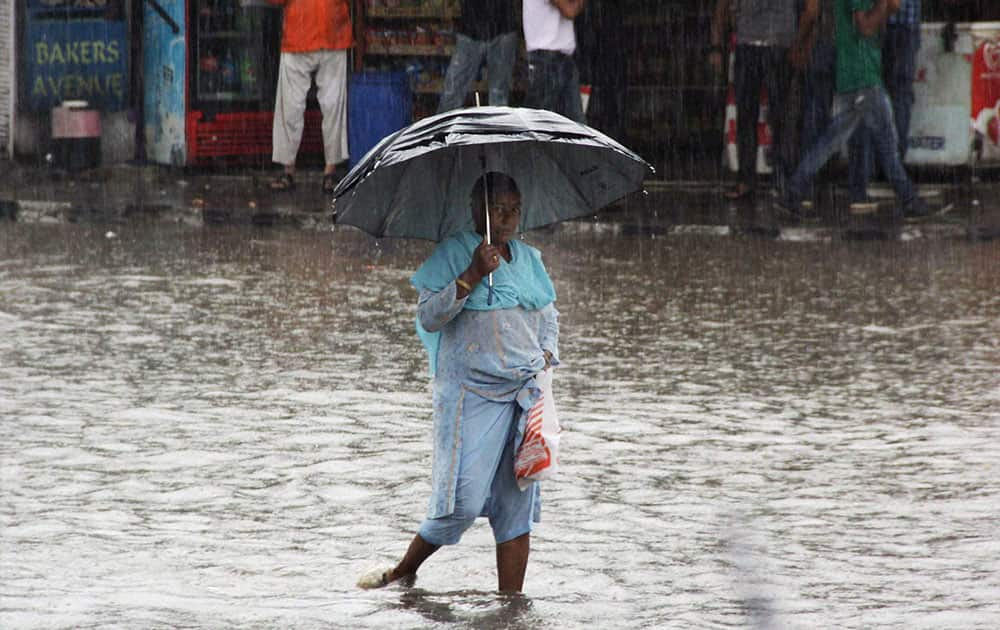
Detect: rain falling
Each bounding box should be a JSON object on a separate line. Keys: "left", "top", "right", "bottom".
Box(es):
{"left": 1, "top": 1, "right": 999, "bottom": 628}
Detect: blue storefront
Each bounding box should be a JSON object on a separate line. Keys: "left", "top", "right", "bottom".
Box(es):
{"left": 21, "top": 0, "right": 128, "bottom": 113}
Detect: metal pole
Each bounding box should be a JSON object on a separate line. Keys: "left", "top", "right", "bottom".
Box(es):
{"left": 476, "top": 93, "right": 494, "bottom": 304}
{"left": 6, "top": 0, "right": 15, "bottom": 159}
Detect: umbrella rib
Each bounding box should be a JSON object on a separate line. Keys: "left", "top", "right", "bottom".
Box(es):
{"left": 378, "top": 159, "right": 419, "bottom": 238}
{"left": 602, "top": 145, "right": 656, "bottom": 194}
{"left": 550, "top": 141, "right": 653, "bottom": 219}
{"left": 445, "top": 146, "right": 469, "bottom": 241}
{"left": 540, "top": 144, "right": 599, "bottom": 225}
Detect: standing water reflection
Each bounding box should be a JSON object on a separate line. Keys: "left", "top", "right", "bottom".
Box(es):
{"left": 1, "top": 222, "right": 998, "bottom": 628}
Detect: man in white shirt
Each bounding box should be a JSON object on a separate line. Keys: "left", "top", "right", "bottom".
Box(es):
{"left": 523, "top": 0, "right": 586, "bottom": 122}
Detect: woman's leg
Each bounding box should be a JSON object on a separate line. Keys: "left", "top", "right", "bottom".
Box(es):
{"left": 382, "top": 396, "right": 514, "bottom": 586}
{"left": 487, "top": 409, "right": 539, "bottom": 592}
{"left": 496, "top": 533, "right": 530, "bottom": 592}
{"left": 358, "top": 532, "right": 439, "bottom": 588}
{"left": 387, "top": 534, "right": 440, "bottom": 582}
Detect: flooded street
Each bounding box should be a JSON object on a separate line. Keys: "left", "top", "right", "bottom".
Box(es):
{"left": 1, "top": 221, "right": 998, "bottom": 629}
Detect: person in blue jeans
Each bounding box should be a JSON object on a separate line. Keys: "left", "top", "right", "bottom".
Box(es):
{"left": 787, "top": 0, "right": 836, "bottom": 205}
{"left": 794, "top": 0, "right": 837, "bottom": 156}
{"left": 882, "top": 0, "right": 921, "bottom": 156}
{"left": 850, "top": 0, "right": 921, "bottom": 203}
{"left": 710, "top": 0, "right": 798, "bottom": 200}
{"left": 437, "top": 1, "right": 519, "bottom": 112}
{"left": 523, "top": 0, "right": 586, "bottom": 123}
{"left": 778, "top": 0, "right": 929, "bottom": 219}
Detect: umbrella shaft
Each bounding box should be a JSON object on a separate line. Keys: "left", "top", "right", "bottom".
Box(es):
{"left": 482, "top": 164, "right": 494, "bottom": 303}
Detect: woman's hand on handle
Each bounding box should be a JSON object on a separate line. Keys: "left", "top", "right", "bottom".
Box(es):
{"left": 456, "top": 238, "right": 502, "bottom": 299}
{"left": 470, "top": 237, "right": 503, "bottom": 279}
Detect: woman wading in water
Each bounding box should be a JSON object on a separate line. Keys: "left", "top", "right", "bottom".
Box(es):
{"left": 358, "top": 172, "right": 559, "bottom": 593}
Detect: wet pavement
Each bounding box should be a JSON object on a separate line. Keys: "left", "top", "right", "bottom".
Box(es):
{"left": 1, "top": 218, "right": 998, "bottom": 628}
{"left": 0, "top": 160, "right": 335, "bottom": 230}
{"left": 2, "top": 159, "right": 1000, "bottom": 241}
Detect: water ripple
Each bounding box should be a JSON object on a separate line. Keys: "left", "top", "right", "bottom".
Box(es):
{"left": 1, "top": 223, "right": 998, "bottom": 628}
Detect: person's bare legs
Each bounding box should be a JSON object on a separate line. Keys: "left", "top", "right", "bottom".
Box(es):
{"left": 386, "top": 534, "right": 440, "bottom": 583}
{"left": 496, "top": 533, "right": 530, "bottom": 592}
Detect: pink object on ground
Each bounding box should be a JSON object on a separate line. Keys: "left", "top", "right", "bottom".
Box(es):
{"left": 52, "top": 103, "right": 101, "bottom": 139}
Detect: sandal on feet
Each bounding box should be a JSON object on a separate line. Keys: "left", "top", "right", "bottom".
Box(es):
{"left": 269, "top": 173, "right": 295, "bottom": 192}
{"left": 322, "top": 173, "right": 338, "bottom": 194}
{"left": 357, "top": 566, "right": 394, "bottom": 589}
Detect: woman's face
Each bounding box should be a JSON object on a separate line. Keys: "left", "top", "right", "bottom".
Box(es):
{"left": 476, "top": 189, "right": 522, "bottom": 244}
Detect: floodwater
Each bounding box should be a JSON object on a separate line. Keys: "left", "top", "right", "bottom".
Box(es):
{"left": 1, "top": 221, "right": 998, "bottom": 629}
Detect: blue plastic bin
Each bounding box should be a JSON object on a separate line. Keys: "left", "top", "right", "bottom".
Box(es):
{"left": 348, "top": 72, "right": 413, "bottom": 168}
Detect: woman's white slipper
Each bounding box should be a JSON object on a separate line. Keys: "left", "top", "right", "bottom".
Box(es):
{"left": 356, "top": 566, "right": 394, "bottom": 589}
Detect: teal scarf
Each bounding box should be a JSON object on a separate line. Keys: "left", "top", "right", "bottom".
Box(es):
{"left": 411, "top": 231, "right": 556, "bottom": 375}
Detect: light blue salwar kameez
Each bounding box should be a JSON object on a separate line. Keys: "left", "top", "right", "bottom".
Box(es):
{"left": 411, "top": 231, "right": 559, "bottom": 546}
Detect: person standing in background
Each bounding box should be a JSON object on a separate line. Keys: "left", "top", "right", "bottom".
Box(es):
{"left": 775, "top": 0, "right": 930, "bottom": 220}
{"left": 710, "top": 0, "right": 798, "bottom": 201}
{"left": 523, "top": 0, "right": 586, "bottom": 123}
{"left": 268, "top": 0, "right": 352, "bottom": 194}
{"left": 790, "top": 0, "right": 837, "bottom": 207}
{"left": 850, "top": 0, "right": 920, "bottom": 203}
{"left": 882, "top": 0, "right": 921, "bottom": 154}
{"left": 437, "top": 1, "right": 519, "bottom": 112}
{"left": 793, "top": 0, "right": 837, "bottom": 155}
{"left": 575, "top": 1, "right": 627, "bottom": 141}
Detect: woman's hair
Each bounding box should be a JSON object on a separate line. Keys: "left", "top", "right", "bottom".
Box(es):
{"left": 470, "top": 172, "right": 520, "bottom": 210}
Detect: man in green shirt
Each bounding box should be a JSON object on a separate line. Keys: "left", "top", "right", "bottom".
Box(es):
{"left": 777, "top": 0, "right": 929, "bottom": 219}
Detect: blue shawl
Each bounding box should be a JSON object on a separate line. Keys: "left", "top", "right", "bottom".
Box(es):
{"left": 411, "top": 230, "right": 557, "bottom": 374}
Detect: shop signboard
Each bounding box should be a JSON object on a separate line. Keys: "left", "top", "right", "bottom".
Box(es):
{"left": 908, "top": 22, "right": 1000, "bottom": 166}
{"left": 971, "top": 30, "right": 1000, "bottom": 162}
{"left": 908, "top": 23, "right": 971, "bottom": 165}
{"left": 21, "top": 0, "right": 128, "bottom": 112}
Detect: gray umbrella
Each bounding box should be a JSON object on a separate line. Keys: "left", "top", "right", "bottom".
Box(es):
{"left": 332, "top": 106, "right": 654, "bottom": 241}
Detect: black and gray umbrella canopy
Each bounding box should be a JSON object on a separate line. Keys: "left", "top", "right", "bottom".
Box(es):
{"left": 332, "top": 106, "right": 654, "bottom": 241}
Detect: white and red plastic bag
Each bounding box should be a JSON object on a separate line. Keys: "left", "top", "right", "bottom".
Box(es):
{"left": 514, "top": 369, "right": 561, "bottom": 490}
